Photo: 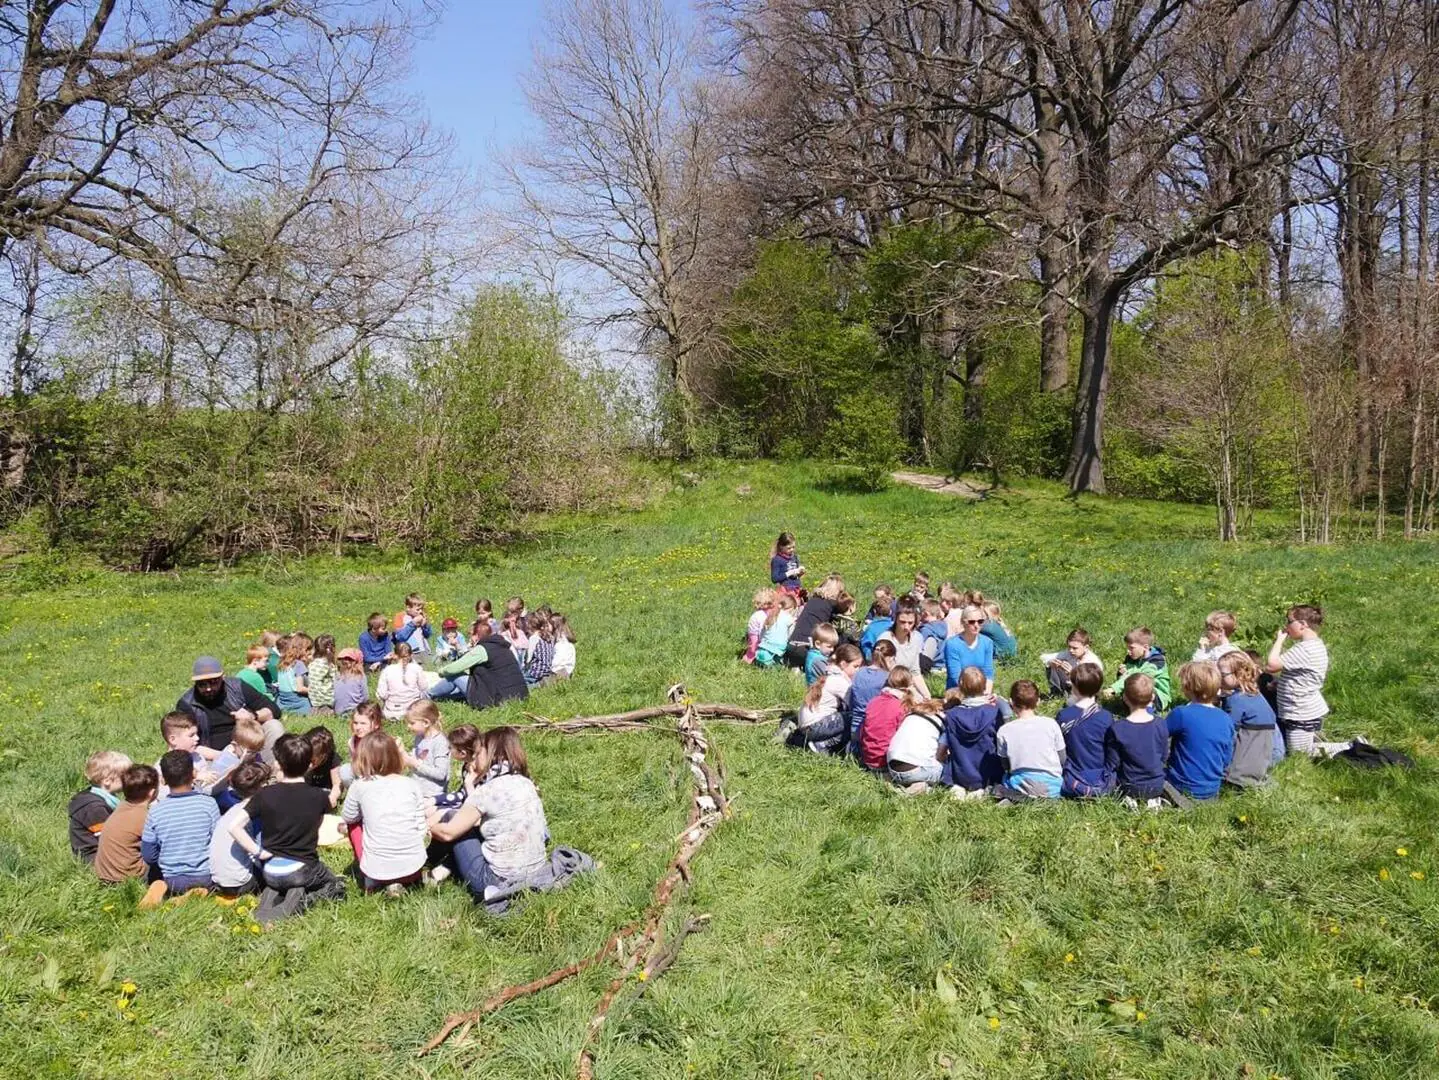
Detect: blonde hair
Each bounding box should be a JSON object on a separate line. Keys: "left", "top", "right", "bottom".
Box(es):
{"left": 1124, "top": 626, "right": 1155, "bottom": 647}
{"left": 354, "top": 730, "right": 404, "bottom": 778}
{"left": 245, "top": 644, "right": 268, "bottom": 664}
{"left": 1179, "top": 661, "right": 1222, "bottom": 703}
{"left": 392, "top": 641, "right": 413, "bottom": 668}
{"left": 982, "top": 601, "right": 1007, "bottom": 628}
{"left": 259, "top": 630, "right": 281, "bottom": 648}
{"left": 813, "top": 623, "right": 839, "bottom": 648}
{"left": 1123, "top": 672, "right": 1155, "bottom": 710}
{"left": 752, "top": 587, "right": 777, "bottom": 610}
{"left": 814, "top": 574, "right": 846, "bottom": 602}
{"left": 85, "top": 750, "right": 132, "bottom": 787}
{"left": 1219, "top": 651, "right": 1260, "bottom": 695}
{"left": 1204, "top": 611, "right": 1236, "bottom": 636}
{"left": 939, "top": 583, "right": 962, "bottom": 610}
{"left": 404, "top": 699, "right": 442, "bottom": 735}
{"left": 280, "top": 632, "right": 312, "bottom": 668}
{"left": 957, "top": 666, "right": 986, "bottom": 697}
{"left": 233, "top": 716, "right": 266, "bottom": 751}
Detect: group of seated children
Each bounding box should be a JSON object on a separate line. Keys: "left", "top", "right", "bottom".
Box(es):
{"left": 233, "top": 593, "right": 576, "bottom": 722}
{"left": 762, "top": 552, "right": 1333, "bottom": 806}
{"left": 71, "top": 701, "right": 560, "bottom": 918}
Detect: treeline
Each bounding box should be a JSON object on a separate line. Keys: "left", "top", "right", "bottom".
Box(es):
{"left": 1, "top": 289, "right": 637, "bottom": 569}
{"left": 509, "top": 0, "right": 1439, "bottom": 541}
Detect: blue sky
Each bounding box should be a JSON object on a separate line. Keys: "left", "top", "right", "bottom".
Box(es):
{"left": 405, "top": 4, "right": 545, "bottom": 172}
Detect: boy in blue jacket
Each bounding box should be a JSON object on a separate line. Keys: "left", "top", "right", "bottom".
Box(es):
{"left": 1164, "top": 662, "right": 1235, "bottom": 800}
{"left": 938, "top": 667, "right": 1003, "bottom": 798}
{"left": 1057, "top": 663, "right": 1116, "bottom": 798}
{"left": 358, "top": 612, "right": 394, "bottom": 672}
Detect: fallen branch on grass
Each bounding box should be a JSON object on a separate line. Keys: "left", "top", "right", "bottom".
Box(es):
{"left": 420, "top": 693, "right": 754, "bottom": 1069}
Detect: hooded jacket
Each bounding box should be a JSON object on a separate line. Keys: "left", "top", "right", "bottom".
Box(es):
{"left": 940, "top": 698, "right": 1004, "bottom": 790}
{"left": 1107, "top": 646, "right": 1173, "bottom": 710}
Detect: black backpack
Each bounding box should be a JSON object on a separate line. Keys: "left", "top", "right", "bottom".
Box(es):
{"left": 1330, "top": 742, "right": 1415, "bottom": 769}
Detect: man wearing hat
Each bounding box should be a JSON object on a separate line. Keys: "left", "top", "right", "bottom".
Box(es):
{"left": 175, "top": 656, "right": 282, "bottom": 751}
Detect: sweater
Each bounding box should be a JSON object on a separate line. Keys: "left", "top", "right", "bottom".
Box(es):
{"left": 68, "top": 788, "right": 114, "bottom": 861}
{"left": 1057, "top": 699, "right": 1117, "bottom": 796}
{"left": 333, "top": 673, "right": 368, "bottom": 715}
{"left": 1164, "top": 702, "right": 1235, "bottom": 799}
{"left": 376, "top": 661, "right": 426, "bottom": 720}
{"left": 804, "top": 647, "right": 829, "bottom": 686}
{"left": 140, "top": 790, "right": 219, "bottom": 877}
{"left": 858, "top": 689, "right": 908, "bottom": 770}
{"left": 980, "top": 621, "right": 1018, "bottom": 662}
{"left": 845, "top": 666, "right": 891, "bottom": 753}
{"left": 340, "top": 774, "right": 428, "bottom": 882}
{"left": 859, "top": 617, "right": 894, "bottom": 661}
{"left": 940, "top": 698, "right": 1003, "bottom": 790}
{"left": 95, "top": 799, "right": 150, "bottom": 882}
{"left": 358, "top": 629, "right": 394, "bottom": 666}
{"left": 943, "top": 633, "right": 995, "bottom": 688}
{"left": 409, "top": 732, "right": 452, "bottom": 799}
{"left": 307, "top": 657, "right": 336, "bottom": 709}
{"left": 1110, "top": 715, "right": 1170, "bottom": 798}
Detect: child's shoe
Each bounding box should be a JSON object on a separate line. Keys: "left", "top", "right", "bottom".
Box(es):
{"left": 384, "top": 883, "right": 407, "bottom": 898}
{"left": 138, "top": 881, "right": 169, "bottom": 910}
{"left": 425, "top": 865, "right": 451, "bottom": 888}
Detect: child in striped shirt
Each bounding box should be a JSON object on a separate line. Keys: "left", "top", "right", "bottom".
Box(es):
{"left": 140, "top": 751, "right": 220, "bottom": 907}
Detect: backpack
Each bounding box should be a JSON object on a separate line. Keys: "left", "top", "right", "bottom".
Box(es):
{"left": 1330, "top": 742, "right": 1415, "bottom": 770}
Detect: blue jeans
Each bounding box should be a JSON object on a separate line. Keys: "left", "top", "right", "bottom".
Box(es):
{"left": 164, "top": 872, "right": 212, "bottom": 893}
{"left": 888, "top": 762, "right": 943, "bottom": 786}
{"left": 452, "top": 833, "right": 506, "bottom": 900}
{"left": 428, "top": 675, "right": 469, "bottom": 700}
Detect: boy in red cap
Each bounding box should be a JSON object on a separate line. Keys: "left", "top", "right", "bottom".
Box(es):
{"left": 436, "top": 617, "right": 466, "bottom": 664}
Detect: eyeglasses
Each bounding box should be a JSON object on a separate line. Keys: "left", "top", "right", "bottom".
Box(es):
{"left": 964, "top": 619, "right": 985, "bottom": 625}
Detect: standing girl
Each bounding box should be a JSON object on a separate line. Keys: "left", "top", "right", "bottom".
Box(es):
{"left": 308, "top": 634, "right": 337, "bottom": 714}
{"left": 769, "top": 532, "right": 806, "bottom": 595}
{"left": 403, "top": 700, "right": 452, "bottom": 800}
{"left": 275, "top": 632, "right": 313, "bottom": 716}
{"left": 426, "top": 726, "right": 550, "bottom": 900}
{"left": 340, "top": 731, "right": 429, "bottom": 894}
{"left": 377, "top": 642, "right": 426, "bottom": 720}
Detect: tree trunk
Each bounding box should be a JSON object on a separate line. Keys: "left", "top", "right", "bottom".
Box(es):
{"left": 1030, "top": 68, "right": 1070, "bottom": 393}
{"left": 1063, "top": 280, "right": 1113, "bottom": 494}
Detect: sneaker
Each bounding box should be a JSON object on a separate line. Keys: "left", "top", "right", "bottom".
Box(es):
{"left": 385, "top": 883, "right": 407, "bottom": 898}
{"left": 1145, "top": 798, "right": 1165, "bottom": 810}
{"left": 425, "top": 865, "right": 451, "bottom": 888}
{"left": 898, "top": 782, "right": 929, "bottom": 797}
{"left": 138, "top": 881, "right": 169, "bottom": 910}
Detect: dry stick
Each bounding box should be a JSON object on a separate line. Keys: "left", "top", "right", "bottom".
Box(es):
{"left": 576, "top": 706, "right": 728, "bottom": 1080}
{"left": 417, "top": 922, "right": 638, "bottom": 1056}
{"left": 418, "top": 699, "right": 740, "bottom": 1066}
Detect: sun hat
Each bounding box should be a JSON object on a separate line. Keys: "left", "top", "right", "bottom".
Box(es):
{"left": 337, "top": 647, "right": 362, "bottom": 662}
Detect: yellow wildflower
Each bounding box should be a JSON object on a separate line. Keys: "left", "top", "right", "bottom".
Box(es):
{"left": 1136, "top": 1010, "right": 1147, "bottom": 1022}
{"left": 120, "top": 981, "right": 137, "bottom": 994}
{"left": 1396, "top": 847, "right": 1408, "bottom": 857}
{"left": 1379, "top": 868, "right": 1390, "bottom": 881}
{"left": 1411, "top": 871, "right": 1426, "bottom": 881}
{"left": 1352, "top": 977, "right": 1364, "bottom": 989}
{"left": 1246, "top": 946, "right": 1262, "bottom": 956}
{"left": 987, "top": 1017, "right": 1001, "bottom": 1031}
{"left": 1063, "top": 953, "right": 1075, "bottom": 964}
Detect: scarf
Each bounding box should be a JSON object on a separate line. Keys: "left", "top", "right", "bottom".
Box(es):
{"left": 90, "top": 785, "right": 119, "bottom": 811}
{"left": 479, "top": 759, "right": 516, "bottom": 785}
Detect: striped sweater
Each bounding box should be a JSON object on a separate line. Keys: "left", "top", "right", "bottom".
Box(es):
{"left": 140, "top": 790, "right": 219, "bottom": 877}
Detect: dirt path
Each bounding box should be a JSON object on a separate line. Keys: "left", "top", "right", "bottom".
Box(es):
{"left": 890, "top": 471, "right": 988, "bottom": 499}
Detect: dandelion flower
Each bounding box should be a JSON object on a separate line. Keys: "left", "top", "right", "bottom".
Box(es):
{"left": 1064, "top": 953, "right": 1075, "bottom": 964}
{"left": 1379, "top": 868, "right": 1390, "bottom": 881}
{"left": 1352, "top": 977, "right": 1364, "bottom": 989}
{"left": 1411, "top": 871, "right": 1426, "bottom": 881}
{"left": 120, "top": 981, "right": 137, "bottom": 994}
{"left": 1396, "top": 847, "right": 1409, "bottom": 857}
{"left": 102, "top": 904, "right": 114, "bottom": 912}
{"left": 115, "top": 997, "right": 131, "bottom": 1010}
{"left": 1238, "top": 815, "right": 1248, "bottom": 823}
{"left": 987, "top": 1017, "right": 1001, "bottom": 1030}
{"left": 249, "top": 924, "right": 261, "bottom": 934}
{"left": 1329, "top": 925, "right": 1341, "bottom": 935}
{"left": 1136, "top": 1010, "right": 1147, "bottom": 1022}
{"left": 636, "top": 970, "right": 648, "bottom": 982}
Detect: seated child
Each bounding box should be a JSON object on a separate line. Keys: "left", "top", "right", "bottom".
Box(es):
{"left": 226, "top": 734, "right": 346, "bottom": 917}
{"left": 424, "top": 726, "right": 552, "bottom": 901}
{"left": 1106, "top": 627, "right": 1172, "bottom": 710}
{"left": 1041, "top": 627, "right": 1103, "bottom": 700}
{"left": 404, "top": 700, "right": 453, "bottom": 800}
{"left": 1192, "top": 611, "right": 1241, "bottom": 664}
{"left": 394, "top": 593, "right": 432, "bottom": 659}
{"left": 303, "top": 726, "right": 343, "bottom": 808}
{"left": 909, "top": 571, "right": 930, "bottom": 603}
{"left": 333, "top": 648, "right": 368, "bottom": 715}
{"left": 744, "top": 589, "right": 774, "bottom": 664}
{"left": 260, "top": 630, "right": 282, "bottom": 688}
{"left": 437, "top": 724, "right": 481, "bottom": 809}
{"left": 1110, "top": 673, "right": 1170, "bottom": 808}
{"left": 377, "top": 642, "right": 426, "bottom": 720}
{"left": 95, "top": 764, "right": 159, "bottom": 884}
{"left": 68, "top": 750, "right": 131, "bottom": 863}
{"left": 917, "top": 599, "right": 949, "bottom": 675}
{"left": 210, "top": 760, "right": 272, "bottom": 898}
{"left": 436, "top": 619, "right": 467, "bottom": 664}
{"left": 939, "top": 668, "right": 1004, "bottom": 798}
{"left": 140, "top": 750, "right": 220, "bottom": 906}
{"left": 832, "top": 591, "right": 859, "bottom": 644}
{"left": 1057, "top": 663, "right": 1116, "bottom": 798}
{"left": 308, "top": 634, "right": 337, "bottom": 714}
{"left": 1219, "top": 651, "right": 1279, "bottom": 786}
{"left": 858, "top": 667, "right": 921, "bottom": 772}
{"left": 522, "top": 612, "right": 556, "bottom": 686}
{"left": 275, "top": 632, "right": 312, "bottom": 716}
{"left": 359, "top": 612, "right": 395, "bottom": 672}
{"left": 1164, "top": 661, "right": 1235, "bottom": 800}
{"left": 769, "top": 531, "right": 806, "bottom": 595}
{"left": 878, "top": 599, "right": 928, "bottom": 694}
{"left": 1267, "top": 604, "right": 1329, "bottom": 757}
{"left": 846, "top": 639, "right": 896, "bottom": 756}
{"left": 995, "top": 680, "right": 1065, "bottom": 798}
{"left": 500, "top": 596, "right": 530, "bottom": 654}
{"left": 340, "top": 701, "right": 385, "bottom": 786}
{"left": 207, "top": 715, "right": 267, "bottom": 785}
{"left": 794, "top": 643, "right": 862, "bottom": 754}
{"left": 804, "top": 623, "right": 839, "bottom": 686}
{"left": 157, "top": 712, "right": 220, "bottom": 796}
{"left": 754, "top": 593, "right": 797, "bottom": 668}
{"left": 237, "top": 644, "right": 274, "bottom": 699}
{"left": 341, "top": 731, "right": 430, "bottom": 894}
{"left": 474, "top": 597, "right": 503, "bottom": 640}
{"left": 551, "top": 614, "right": 576, "bottom": 678}
{"left": 858, "top": 591, "right": 895, "bottom": 660}
{"left": 940, "top": 583, "right": 965, "bottom": 636}
{"left": 885, "top": 691, "right": 946, "bottom": 791}
{"left": 979, "top": 601, "right": 1018, "bottom": 662}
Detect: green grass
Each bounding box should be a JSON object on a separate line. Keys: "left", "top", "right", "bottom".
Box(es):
{"left": 2, "top": 460, "right": 1438, "bottom": 1079}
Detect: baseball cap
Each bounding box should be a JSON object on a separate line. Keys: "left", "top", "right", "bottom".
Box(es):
{"left": 191, "top": 656, "right": 224, "bottom": 681}
{"left": 442, "top": 618, "right": 459, "bottom": 631}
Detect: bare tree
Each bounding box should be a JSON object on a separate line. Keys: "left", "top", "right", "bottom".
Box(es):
{"left": 507, "top": 0, "right": 719, "bottom": 448}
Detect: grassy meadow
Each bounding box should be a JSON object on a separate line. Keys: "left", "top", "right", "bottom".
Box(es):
{"left": 2, "top": 461, "right": 1438, "bottom": 1079}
